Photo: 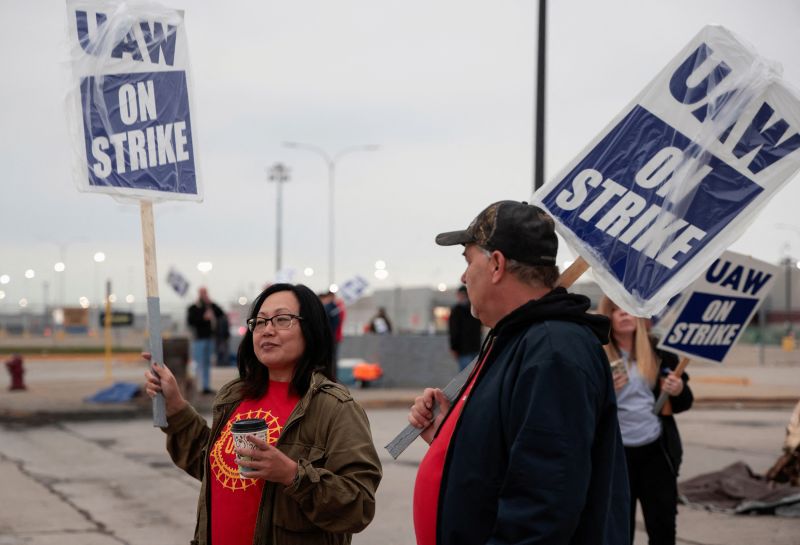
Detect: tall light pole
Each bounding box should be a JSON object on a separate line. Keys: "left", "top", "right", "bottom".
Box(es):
{"left": 283, "top": 141, "right": 379, "bottom": 289}
{"left": 268, "top": 163, "right": 291, "bottom": 274}
{"left": 777, "top": 223, "right": 800, "bottom": 336}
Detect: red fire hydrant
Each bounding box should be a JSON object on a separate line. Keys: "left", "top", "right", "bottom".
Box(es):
{"left": 5, "top": 354, "right": 26, "bottom": 391}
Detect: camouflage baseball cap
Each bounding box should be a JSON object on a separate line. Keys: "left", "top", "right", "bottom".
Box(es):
{"left": 435, "top": 200, "right": 557, "bottom": 266}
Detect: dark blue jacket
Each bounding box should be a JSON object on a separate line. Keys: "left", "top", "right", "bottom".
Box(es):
{"left": 436, "top": 288, "right": 630, "bottom": 544}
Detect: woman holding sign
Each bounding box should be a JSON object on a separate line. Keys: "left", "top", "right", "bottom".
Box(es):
{"left": 598, "top": 296, "right": 693, "bottom": 545}
{"left": 144, "top": 283, "right": 381, "bottom": 545}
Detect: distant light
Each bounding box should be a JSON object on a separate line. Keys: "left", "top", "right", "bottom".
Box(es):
{"left": 79, "top": 296, "right": 90, "bottom": 309}
{"left": 197, "top": 261, "right": 213, "bottom": 273}
{"left": 437, "top": 283, "right": 447, "bottom": 292}
{"left": 93, "top": 252, "right": 106, "bottom": 263}
{"left": 125, "top": 294, "right": 135, "bottom": 304}
{"left": 0, "top": 290, "right": 5, "bottom": 300}
{"left": 24, "top": 269, "right": 35, "bottom": 279}
{"left": 18, "top": 298, "right": 28, "bottom": 308}
{"left": 54, "top": 262, "right": 66, "bottom": 272}
{"left": 329, "top": 283, "right": 339, "bottom": 293}
{"left": 108, "top": 294, "right": 117, "bottom": 303}
{"left": 374, "top": 269, "right": 389, "bottom": 280}
{"left": 52, "top": 308, "right": 64, "bottom": 325}
{"left": 238, "top": 296, "right": 248, "bottom": 305}
{"left": 303, "top": 267, "right": 314, "bottom": 277}
{"left": 0, "top": 275, "right": 8, "bottom": 284}
{"left": 375, "top": 260, "right": 386, "bottom": 270}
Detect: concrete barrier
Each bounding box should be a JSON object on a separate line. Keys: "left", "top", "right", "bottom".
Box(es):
{"left": 340, "top": 334, "right": 458, "bottom": 388}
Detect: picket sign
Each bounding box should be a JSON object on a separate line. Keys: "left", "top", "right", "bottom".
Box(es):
{"left": 533, "top": 25, "right": 800, "bottom": 317}
{"left": 66, "top": 0, "right": 201, "bottom": 427}
{"left": 656, "top": 251, "right": 778, "bottom": 361}
{"left": 651, "top": 251, "right": 777, "bottom": 412}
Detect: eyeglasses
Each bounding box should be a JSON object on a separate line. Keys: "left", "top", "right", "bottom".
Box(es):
{"left": 246, "top": 314, "right": 303, "bottom": 332}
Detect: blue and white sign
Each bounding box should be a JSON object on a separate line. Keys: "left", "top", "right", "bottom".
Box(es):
{"left": 66, "top": 0, "right": 201, "bottom": 201}
{"left": 656, "top": 251, "right": 778, "bottom": 364}
{"left": 339, "top": 276, "right": 369, "bottom": 306}
{"left": 533, "top": 26, "right": 800, "bottom": 316}
{"left": 166, "top": 267, "right": 189, "bottom": 297}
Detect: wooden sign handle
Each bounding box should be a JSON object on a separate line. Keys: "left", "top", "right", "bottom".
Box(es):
{"left": 556, "top": 256, "right": 590, "bottom": 289}
{"left": 652, "top": 357, "right": 690, "bottom": 415}
{"left": 141, "top": 201, "right": 168, "bottom": 428}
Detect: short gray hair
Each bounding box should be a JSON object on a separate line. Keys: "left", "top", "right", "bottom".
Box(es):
{"left": 479, "top": 246, "right": 559, "bottom": 289}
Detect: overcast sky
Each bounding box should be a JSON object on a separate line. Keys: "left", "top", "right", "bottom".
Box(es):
{"left": 1, "top": 0, "right": 799, "bottom": 316}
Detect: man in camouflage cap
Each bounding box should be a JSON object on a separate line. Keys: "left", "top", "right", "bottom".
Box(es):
{"left": 409, "top": 200, "right": 629, "bottom": 545}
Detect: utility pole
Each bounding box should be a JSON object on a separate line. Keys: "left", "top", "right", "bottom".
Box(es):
{"left": 268, "top": 163, "right": 290, "bottom": 274}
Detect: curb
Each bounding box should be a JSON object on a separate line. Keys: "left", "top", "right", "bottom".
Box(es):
{"left": 2, "top": 396, "right": 796, "bottom": 426}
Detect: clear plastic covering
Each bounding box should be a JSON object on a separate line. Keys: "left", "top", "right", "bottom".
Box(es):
{"left": 65, "top": 0, "right": 201, "bottom": 202}
{"left": 533, "top": 25, "right": 800, "bottom": 317}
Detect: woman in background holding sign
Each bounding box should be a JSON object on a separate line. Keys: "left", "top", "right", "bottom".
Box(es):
{"left": 144, "top": 283, "right": 381, "bottom": 545}
{"left": 598, "top": 296, "right": 693, "bottom": 545}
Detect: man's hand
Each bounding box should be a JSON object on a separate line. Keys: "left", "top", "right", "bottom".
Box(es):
{"left": 408, "top": 388, "right": 451, "bottom": 445}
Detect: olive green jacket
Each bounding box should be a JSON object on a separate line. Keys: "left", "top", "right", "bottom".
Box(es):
{"left": 162, "top": 372, "right": 382, "bottom": 545}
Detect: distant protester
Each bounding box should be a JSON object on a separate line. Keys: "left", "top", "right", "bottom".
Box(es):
{"left": 367, "top": 307, "right": 392, "bottom": 334}
{"left": 447, "top": 285, "right": 482, "bottom": 371}
{"left": 186, "top": 287, "right": 224, "bottom": 394}
{"left": 145, "top": 283, "right": 382, "bottom": 545}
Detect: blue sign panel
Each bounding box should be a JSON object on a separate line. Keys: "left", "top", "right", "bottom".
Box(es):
{"left": 539, "top": 105, "right": 762, "bottom": 300}
{"left": 80, "top": 71, "right": 196, "bottom": 195}
{"left": 659, "top": 291, "right": 756, "bottom": 362}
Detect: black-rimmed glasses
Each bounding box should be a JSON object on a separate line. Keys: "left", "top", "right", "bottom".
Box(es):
{"left": 246, "top": 314, "right": 303, "bottom": 332}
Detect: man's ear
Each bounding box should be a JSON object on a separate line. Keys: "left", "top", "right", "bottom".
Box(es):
{"left": 490, "top": 251, "right": 506, "bottom": 283}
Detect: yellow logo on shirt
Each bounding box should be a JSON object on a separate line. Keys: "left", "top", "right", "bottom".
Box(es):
{"left": 210, "top": 409, "right": 283, "bottom": 491}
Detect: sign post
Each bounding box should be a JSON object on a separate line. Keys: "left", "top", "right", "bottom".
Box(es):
{"left": 66, "top": 1, "right": 202, "bottom": 427}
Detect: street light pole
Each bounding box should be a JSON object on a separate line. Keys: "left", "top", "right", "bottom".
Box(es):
{"left": 777, "top": 223, "right": 800, "bottom": 336}
{"left": 268, "top": 163, "right": 290, "bottom": 275}
{"left": 283, "top": 142, "right": 378, "bottom": 288}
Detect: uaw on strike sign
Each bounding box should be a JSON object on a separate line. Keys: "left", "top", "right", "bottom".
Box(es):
{"left": 656, "top": 251, "right": 778, "bottom": 364}
{"left": 533, "top": 25, "right": 800, "bottom": 317}
{"left": 66, "top": 0, "right": 201, "bottom": 201}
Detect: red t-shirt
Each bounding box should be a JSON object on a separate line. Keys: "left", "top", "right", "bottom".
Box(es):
{"left": 413, "top": 349, "right": 491, "bottom": 545}
{"left": 209, "top": 380, "right": 300, "bottom": 545}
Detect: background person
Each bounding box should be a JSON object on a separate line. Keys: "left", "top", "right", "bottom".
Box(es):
{"left": 318, "top": 291, "right": 342, "bottom": 378}
{"left": 597, "top": 296, "right": 693, "bottom": 545}
{"left": 447, "top": 285, "right": 482, "bottom": 371}
{"left": 186, "top": 287, "right": 224, "bottom": 394}
{"left": 408, "top": 200, "right": 629, "bottom": 545}
{"left": 146, "top": 283, "right": 382, "bottom": 545}
{"left": 215, "top": 310, "right": 231, "bottom": 366}
{"left": 367, "top": 307, "right": 392, "bottom": 334}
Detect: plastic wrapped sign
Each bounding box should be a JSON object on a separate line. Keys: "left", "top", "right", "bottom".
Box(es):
{"left": 533, "top": 26, "right": 800, "bottom": 316}
{"left": 656, "top": 251, "right": 778, "bottom": 364}
{"left": 339, "top": 276, "right": 369, "bottom": 305}
{"left": 66, "top": 0, "right": 201, "bottom": 201}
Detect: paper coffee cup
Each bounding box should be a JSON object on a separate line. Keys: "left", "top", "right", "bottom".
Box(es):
{"left": 231, "top": 418, "right": 268, "bottom": 477}
{"left": 609, "top": 358, "right": 627, "bottom": 379}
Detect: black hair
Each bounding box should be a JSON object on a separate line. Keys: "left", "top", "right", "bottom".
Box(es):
{"left": 237, "top": 283, "right": 334, "bottom": 399}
